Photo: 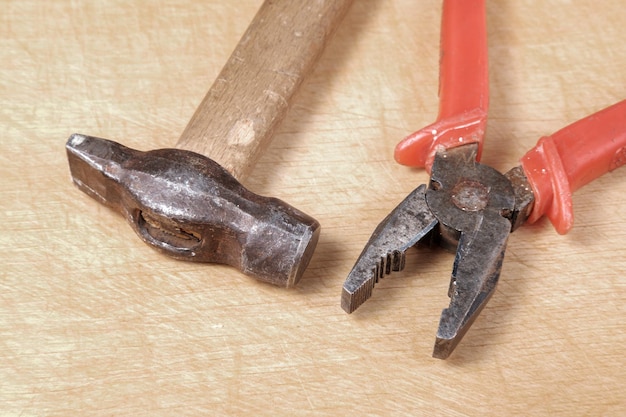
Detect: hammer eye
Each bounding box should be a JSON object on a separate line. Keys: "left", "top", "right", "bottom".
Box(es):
{"left": 137, "top": 211, "right": 201, "bottom": 252}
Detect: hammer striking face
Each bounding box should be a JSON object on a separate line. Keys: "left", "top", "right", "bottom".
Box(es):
{"left": 66, "top": 134, "right": 320, "bottom": 287}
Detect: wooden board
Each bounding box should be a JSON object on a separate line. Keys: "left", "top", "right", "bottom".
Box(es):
{"left": 2, "top": 1, "right": 625, "bottom": 415}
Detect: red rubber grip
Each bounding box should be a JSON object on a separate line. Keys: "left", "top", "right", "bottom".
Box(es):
{"left": 394, "top": 0, "right": 488, "bottom": 173}
{"left": 521, "top": 100, "right": 626, "bottom": 234}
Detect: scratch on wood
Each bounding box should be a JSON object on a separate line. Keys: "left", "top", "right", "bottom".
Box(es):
{"left": 263, "top": 90, "right": 288, "bottom": 108}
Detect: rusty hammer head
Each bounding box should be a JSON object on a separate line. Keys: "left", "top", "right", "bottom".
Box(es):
{"left": 66, "top": 134, "right": 320, "bottom": 287}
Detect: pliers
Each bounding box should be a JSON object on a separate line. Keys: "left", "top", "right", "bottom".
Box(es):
{"left": 341, "top": 0, "right": 626, "bottom": 359}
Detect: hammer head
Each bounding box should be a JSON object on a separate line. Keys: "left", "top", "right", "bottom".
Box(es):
{"left": 66, "top": 134, "right": 320, "bottom": 287}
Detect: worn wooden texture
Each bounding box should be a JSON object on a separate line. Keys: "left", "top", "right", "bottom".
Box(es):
{"left": 176, "top": 0, "right": 353, "bottom": 181}
{"left": 1, "top": 1, "right": 625, "bottom": 415}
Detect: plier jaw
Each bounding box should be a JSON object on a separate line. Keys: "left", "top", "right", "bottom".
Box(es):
{"left": 341, "top": 184, "right": 438, "bottom": 314}
{"left": 342, "top": 143, "right": 520, "bottom": 359}
{"left": 427, "top": 144, "right": 516, "bottom": 358}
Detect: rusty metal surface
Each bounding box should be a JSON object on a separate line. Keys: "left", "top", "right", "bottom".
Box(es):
{"left": 427, "top": 145, "right": 515, "bottom": 358}
{"left": 342, "top": 144, "right": 533, "bottom": 358}
{"left": 341, "top": 184, "right": 438, "bottom": 313}
{"left": 504, "top": 165, "right": 535, "bottom": 232}
{"left": 66, "top": 134, "right": 320, "bottom": 287}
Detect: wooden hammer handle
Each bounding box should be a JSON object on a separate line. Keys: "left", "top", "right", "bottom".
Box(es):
{"left": 176, "top": 0, "right": 353, "bottom": 182}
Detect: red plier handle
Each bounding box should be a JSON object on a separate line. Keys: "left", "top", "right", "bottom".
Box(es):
{"left": 522, "top": 101, "right": 626, "bottom": 233}
{"left": 394, "top": 0, "right": 626, "bottom": 234}
{"left": 394, "top": 0, "right": 488, "bottom": 172}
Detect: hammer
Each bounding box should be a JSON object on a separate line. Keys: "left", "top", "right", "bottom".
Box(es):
{"left": 66, "top": 0, "right": 353, "bottom": 287}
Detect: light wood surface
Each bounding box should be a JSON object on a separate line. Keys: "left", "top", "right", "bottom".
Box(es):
{"left": 2, "top": 1, "right": 625, "bottom": 415}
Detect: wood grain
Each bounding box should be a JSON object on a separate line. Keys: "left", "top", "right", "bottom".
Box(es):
{"left": 176, "top": 0, "right": 353, "bottom": 181}
{"left": 1, "top": 0, "right": 625, "bottom": 415}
